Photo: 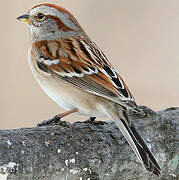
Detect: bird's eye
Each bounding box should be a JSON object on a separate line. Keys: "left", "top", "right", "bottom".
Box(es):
{"left": 36, "top": 13, "right": 45, "bottom": 21}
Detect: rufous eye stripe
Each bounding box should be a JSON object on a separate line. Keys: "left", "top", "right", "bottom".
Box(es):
{"left": 46, "top": 15, "right": 73, "bottom": 32}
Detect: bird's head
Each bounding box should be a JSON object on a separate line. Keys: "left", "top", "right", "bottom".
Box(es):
{"left": 17, "top": 3, "right": 86, "bottom": 41}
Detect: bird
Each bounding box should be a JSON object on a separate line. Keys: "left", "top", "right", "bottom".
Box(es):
{"left": 17, "top": 3, "right": 161, "bottom": 176}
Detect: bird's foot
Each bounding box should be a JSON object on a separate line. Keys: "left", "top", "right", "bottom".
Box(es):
{"left": 37, "top": 115, "right": 61, "bottom": 126}
{"left": 84, "top": 117, "right": 96, "bottom": 123}
{"left": 37, "top": 108, "right": 78, "bottom": 127}
{"left": 82, "top": 117, "right": 109, "bottom": 126}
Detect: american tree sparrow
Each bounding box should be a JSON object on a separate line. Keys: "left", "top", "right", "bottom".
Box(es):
{"left": 17, "top": 3, "right": 161, "bottom": 175}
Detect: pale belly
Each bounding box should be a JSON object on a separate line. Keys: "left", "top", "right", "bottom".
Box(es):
{"left": 39, "top": 76, "right": 107, "bottom": 117}
{"left": 29, "top": 61, "right": 108, "bottom": 118}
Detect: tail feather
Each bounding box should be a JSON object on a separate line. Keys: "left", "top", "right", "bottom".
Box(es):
{"left": 106, "top": 108, "right": 161, "bottom": 176}
{"left": 123, "top": 120, "right": 161, "bottom": 175}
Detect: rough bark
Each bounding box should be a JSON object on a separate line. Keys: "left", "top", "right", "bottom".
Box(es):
{"left": 0, "top": 106, "right": 178, "bottom": 180}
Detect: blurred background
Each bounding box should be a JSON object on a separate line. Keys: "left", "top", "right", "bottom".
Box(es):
{"left": 1, "top": 0, "right": 179, "bottom": 128}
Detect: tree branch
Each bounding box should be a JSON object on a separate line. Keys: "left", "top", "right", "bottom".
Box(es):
{"left": 0, "top": 106, "right": 178, "bottom": 180}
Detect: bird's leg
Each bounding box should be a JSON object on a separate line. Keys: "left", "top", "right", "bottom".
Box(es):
{"left": 37, "top": 108, "right": 78, "bottom": 126}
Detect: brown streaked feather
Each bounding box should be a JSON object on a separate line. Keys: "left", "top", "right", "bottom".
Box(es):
{"left": 32, "top": 37, "right": 139, "bottom": 110}
{"left": 88, "top": 73, "right": 120, "bottom": 96}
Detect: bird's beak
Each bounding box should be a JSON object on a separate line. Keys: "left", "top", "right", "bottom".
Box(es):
{"left": 17, "top": 14, "right": 30, "bottom": 24}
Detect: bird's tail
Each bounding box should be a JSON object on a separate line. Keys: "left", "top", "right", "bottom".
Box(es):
{"left": 105, "top": 107, "right": 161, "bottom": 176}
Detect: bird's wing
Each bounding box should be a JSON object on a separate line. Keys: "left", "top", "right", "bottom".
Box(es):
{"left": 33, "top": 37, "right": 140, "bottom": 111}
